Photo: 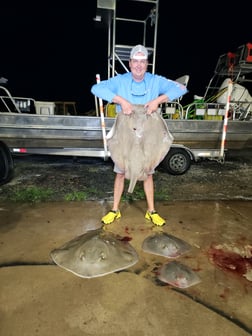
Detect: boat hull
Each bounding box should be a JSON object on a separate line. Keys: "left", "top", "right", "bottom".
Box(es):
{"left": 0, "top": 113, "right": 251, "bottom": 152}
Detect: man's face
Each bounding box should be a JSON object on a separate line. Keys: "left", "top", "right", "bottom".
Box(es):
{"left": 129, "top": 54, "right": 148, "bottom": 80}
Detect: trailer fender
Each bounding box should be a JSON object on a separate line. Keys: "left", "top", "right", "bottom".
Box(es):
{"left": 161, "top": 145, "right": 194, "bottom": 175}
{"left": 0, "top": 141, "right": 14, "bottom": 185}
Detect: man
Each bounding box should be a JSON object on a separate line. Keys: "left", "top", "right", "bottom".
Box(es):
{"left": 91, "top": 44, "right": 187, "bottom": 226}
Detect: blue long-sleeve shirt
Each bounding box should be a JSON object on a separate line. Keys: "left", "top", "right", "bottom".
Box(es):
{"left": 91, "top": 72, "right": 188, "bottom": 112}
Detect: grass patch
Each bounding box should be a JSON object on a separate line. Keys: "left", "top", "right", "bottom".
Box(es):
{"left": 64, "top": 191, "right": 88, "bottom": 201}
{"left": 154, "top": 190, "right": 170, "bottom": 201}
{"left": 10, "top": 186, "right": 54, "bottom": 202}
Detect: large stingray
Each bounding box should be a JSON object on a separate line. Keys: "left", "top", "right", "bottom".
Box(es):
{"left": 107, "top": 104, "right": 174, "bottom": 193}
{"left": 157, "top": 261, "right": 201, "bottom": 288}
{"left": 50, "top": 229, "right": 139, "bottom": 278}
{"left": 142, "top": 232, "right": 191, "bottom": 258}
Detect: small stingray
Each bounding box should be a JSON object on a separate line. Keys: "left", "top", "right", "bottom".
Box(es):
{"left": 157, "top": 261, "right": 201, "bottom": 288}
{"left": 50, "top": 229, "right": 139, "bottom": 278}
{"left": 142, "top": 232, "right": 191, "bottom": 258}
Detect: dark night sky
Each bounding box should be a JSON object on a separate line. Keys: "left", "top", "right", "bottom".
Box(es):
{"left": 2, "top": 1, "right": 252, "bottom": 113}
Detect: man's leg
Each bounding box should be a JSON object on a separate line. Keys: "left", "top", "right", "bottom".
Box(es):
{"left": 101, "top": 173, "right": 124, "bottom": 224}
{"left": 143, "top": 174, "right": 155, "bottom": 212}
{"left": 112, "top": 173, "right": 125, "bottom": 211}
{"left": 144, "top": 174, "right": 166, "bottom": 226}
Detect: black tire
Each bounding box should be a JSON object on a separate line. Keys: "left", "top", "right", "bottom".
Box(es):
{"left": 0, "top": 142, "right": 14, "bottom": 186}
{"left": 161, "top": 148, "right": 192, "bottom": 175}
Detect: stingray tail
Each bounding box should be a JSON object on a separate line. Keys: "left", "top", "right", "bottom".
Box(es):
{"left": 127, "top": 178, "right": 138, "bottom": 194}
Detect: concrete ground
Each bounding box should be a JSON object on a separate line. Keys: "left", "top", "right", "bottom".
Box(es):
{"left": 0, "top": 199, "right": 252, "bottom": 335}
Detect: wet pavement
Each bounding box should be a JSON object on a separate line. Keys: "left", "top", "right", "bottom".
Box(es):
{"left": 1, "top": 199, "right": 252, "bottom": 335}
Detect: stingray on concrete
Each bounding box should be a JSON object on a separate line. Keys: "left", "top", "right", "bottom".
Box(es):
{"left": 142, "top": 232, "right": 191, "bottom": 258}
{"left": 50, "top": 229, "right": 139, "bottom": 278}
{"left": 107, "top": 104, "right": 173, "bottom": 193}
{"left": 157, "top": 261, "right": 201, "bottom": 288}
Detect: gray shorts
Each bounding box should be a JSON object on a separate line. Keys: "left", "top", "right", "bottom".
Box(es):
{"left": 113, "top": 164, "right": 155, "bottom": 175}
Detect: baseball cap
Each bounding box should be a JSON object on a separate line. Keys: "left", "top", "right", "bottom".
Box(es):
{"left": 130, "top": 44, "right": 148, "bottom": 60}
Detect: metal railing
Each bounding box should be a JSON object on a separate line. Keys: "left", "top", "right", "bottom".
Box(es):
{"left": 0, "top": 86, "right": 35, "bottom": 114}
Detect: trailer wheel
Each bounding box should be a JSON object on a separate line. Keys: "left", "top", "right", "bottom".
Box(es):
{"left": 161, "top": 148, "right": 191, "bottom": 175}
{"left": 0, "top": 142, "right": 14, "bottom": 185}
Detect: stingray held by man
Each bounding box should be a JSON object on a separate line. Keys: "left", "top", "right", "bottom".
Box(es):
{"left": 107, "top": 104, "right": 174, "bottom": 193}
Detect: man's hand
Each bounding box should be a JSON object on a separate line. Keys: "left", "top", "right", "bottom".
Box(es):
{"left": 113, "top": 96, "right": 133, "bottom": 114}
{"left": 144, "top": 95, "right": 168, "bottom": 114}
{"left": 144, "top": 100, "right": 159, "bottom": 115}
{"left": 120, "top": 99, "right": 133, "bottom": 115}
